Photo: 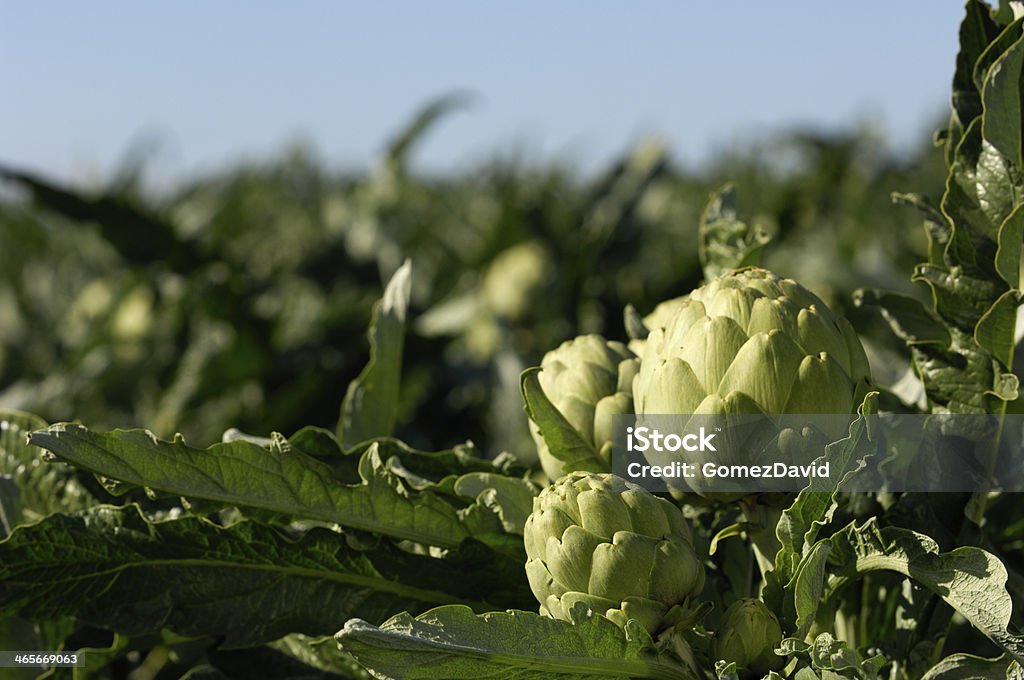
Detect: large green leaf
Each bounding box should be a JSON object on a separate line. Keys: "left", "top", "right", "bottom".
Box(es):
{"left": 0, "top": 505, "right": 530, "bottom": 648}
{"left": 336, "top": 605, "right": 695, "bottom": 680}
{"left": 824, "top": 519, "right": 1024, "bottom": 664}
{"left": 268, "top": 634, "right": 372, "bottom": 680}
{"left": 763, "top": 394, "right": 878, "bottom": 630}
{"left": 453, "top": 472, "right": 537, "bottom": 535}
{"left": 0, "top": 410, "right": 95, "bottom": 527}
{"left": 338, "top": 260, "right": 412, "bottom": 447}
{"left": 852, "top": 289, "right": 950, "bottom": 348}
{"left": 983, "top": 27, "right": 1024, "bottom": 172}
{"left": 952, "top": 2, "right": 999, "bottom": 123}
{"left": 922, "top": 653, "right": 1015, "bottom": 679}
{"left": 28, "top": 424, "right": 500, "bottom": 549}
{"left": 772, "top": 395, "right": 878, "bottom": 584}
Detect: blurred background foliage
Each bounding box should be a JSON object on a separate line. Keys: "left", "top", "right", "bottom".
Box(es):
{"left": 0, "top": 97, "right": 947, "bottom": 462}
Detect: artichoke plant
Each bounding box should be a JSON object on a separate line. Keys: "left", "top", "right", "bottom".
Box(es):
{"left": 523, "top": 471, "right": 705, "bottom": 633}
{"left": 529, "top": 335, "right": 639, "bottom": 481}
{"left": 713, "top": 598, "right": 784, "bottom": 676}
{"left": 633, "top": 267, "right": 871, "bottom": 494}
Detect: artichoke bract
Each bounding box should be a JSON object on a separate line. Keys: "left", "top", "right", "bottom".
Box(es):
{"left": 529, "top": 335, "right": 639, "bottom": 481}
{"left": 523, "top": 471, "right": 704, "bottom": 633}
{"left": 628, "top": 295, "right": 687, "bottom": 357}
{"left": 633, "top": 267, "right": 871, "bottom": 494}
{"left": 713, "top": 599, "right": 784, "bottom": 676}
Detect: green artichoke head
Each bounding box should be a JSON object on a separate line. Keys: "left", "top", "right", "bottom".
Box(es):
{"left": 523, "top": 471, "right": 705, "bottom": 633}
{"left": 635, "top": 267, "right": 870, "bottom": 418}
{"left": 529, "top": 335, "right": 640, "bottom": 481}
{"left": 713, "top": 598, "right": 784, "bottom": 677}
{"left": 632, "top": 268, "right": 870, "bottom": 497}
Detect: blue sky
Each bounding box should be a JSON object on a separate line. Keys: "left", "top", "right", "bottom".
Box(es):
{"left": 2, "top": 2, "right": 967, "bottom": 186}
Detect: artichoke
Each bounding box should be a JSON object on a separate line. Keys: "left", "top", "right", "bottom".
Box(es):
{"left": 713, "top": 599, "right": 784, "bottom": 676}
{"left": 529, "top": 335, "right": 640, "bottom": 481}
{"left": 481, "top": 240, "right": 552, "bottom": 321}
{"left": 633, "top": 267, "right": 871, "bottom": 493}
{"left": 523, "top": 471, "right": 704, "bottom": 633}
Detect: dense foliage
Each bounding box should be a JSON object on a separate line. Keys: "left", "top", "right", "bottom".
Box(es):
{"left": 4, "top": 2, "right": 1024, "bottom": 679}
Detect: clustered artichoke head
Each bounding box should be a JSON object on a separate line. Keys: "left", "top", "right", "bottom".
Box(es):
{"left": 524, "top": 471, "right": 704, "bottom": 633}
{"left": 635, "top": 267, "right": 870, "bottom": 418}
{"left": 713, "top": 599, "right": 784, "bottom": 676}
{"left": 529, "top": 335, "right": 639, "bottom": 481}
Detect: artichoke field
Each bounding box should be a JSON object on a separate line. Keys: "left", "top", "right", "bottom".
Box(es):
{"left": 4, "top": 2, "right": 1024, "bottom": 679}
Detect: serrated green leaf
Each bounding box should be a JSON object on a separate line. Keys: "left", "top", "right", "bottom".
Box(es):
{"left": 0, "top": 505, "right": 530, "bottom": 648}
{"left": 336, "top": 604, "right": 694, "bottom": 680}
{"left": 338, "top": 260, "right": 411, "bottom": 447}
{"left": 773, "top": 395, "right": 878, "bottom": 584}
{"left": 205, "top": 640, "right": 361, "bottom": 680}
{"left": 807, "top": 633, "right": 864, "bottom": 672}
{"left": 268, "top": 634, "right": 372, "bottom": 680}
{"left": 698, "top": 184, "right": 770, "bottom": 281}
{"left": 372, "top": 438, "right": 526, "bottom": 494}
{"left": 0, "top": 411, "right": 95, "bottom": 527}
{"left": 921, "top": 653, "right": 1012, "bottom": 679}
{"left": 453, "top": 472, "right": 537, "bottom": 535}
{"left": 853, "top": 289, "right": 951, "bottom": 347}
{"left": 27, "top": 424, "right": 494, "bottom": 549}
{"left": 766, "top": 396, "right": 877, "bottom": 626}
{"left": 825, "top": 519, "right": 1024, "bottom": 664}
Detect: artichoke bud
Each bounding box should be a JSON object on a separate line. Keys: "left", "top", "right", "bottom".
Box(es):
{"left": 713, "top": 599, "right": 784, "bottom": 677}
{"left": 529, "top": 335, "right": 640, "bottom": 481}
{"left": 480, "top": 241, "right": 552, "bottom": 321}
{"left": 633, "top": 268, "right": 871, "bottom": 496}
{"left": 523, "top": 471, "right": 705, "bottom": 633}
